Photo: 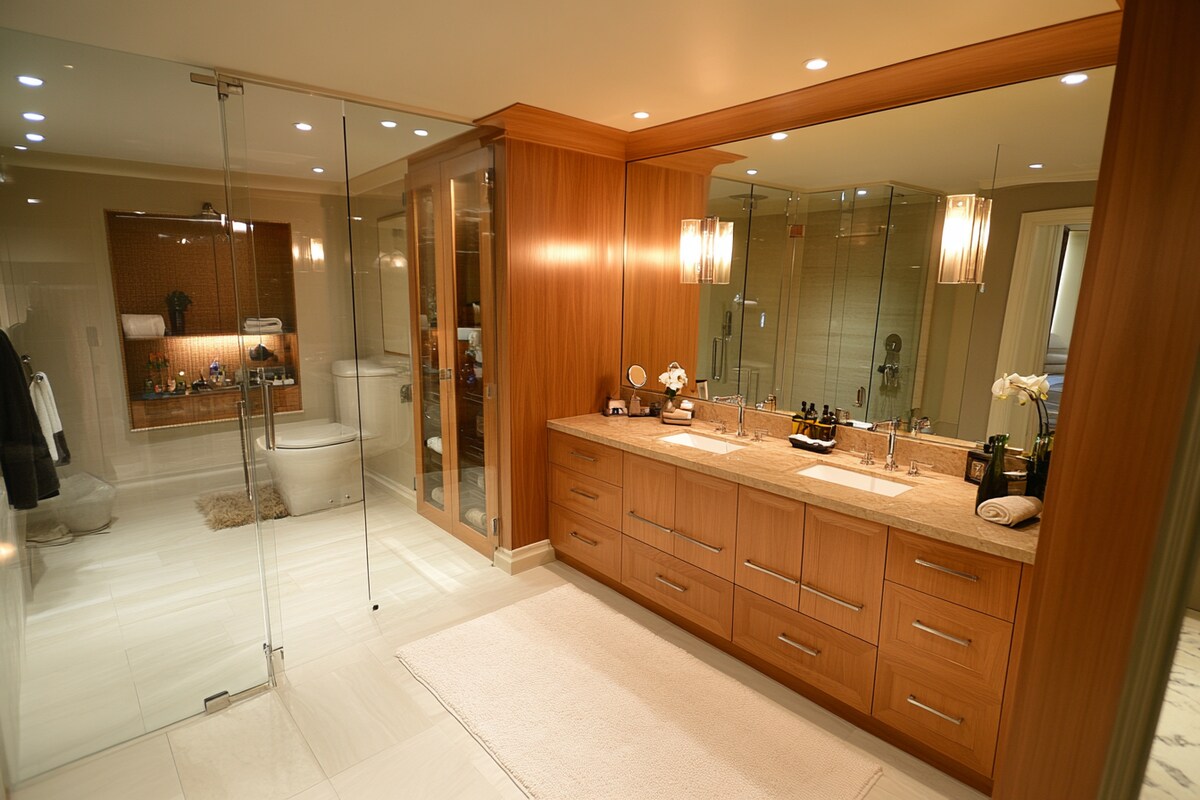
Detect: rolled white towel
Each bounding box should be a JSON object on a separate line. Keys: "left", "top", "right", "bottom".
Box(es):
{"left": 977, "top": 496, "right": 1043, "bottom": 526}
{"left": 243, "top": 317, "right": 283, "bottom": 333}
{"left": 430, "top": 486, "right": 444, "bottom": 505}
{"left": 121, "top": 313, "right": 166, "bottom": 338}
{"left": 425, "top": 436, "right": 443, "bottom": 454}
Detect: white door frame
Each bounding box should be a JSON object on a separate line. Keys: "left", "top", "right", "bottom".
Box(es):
{"left": 987, "top": 206, "right": 1093, "bottom": 450}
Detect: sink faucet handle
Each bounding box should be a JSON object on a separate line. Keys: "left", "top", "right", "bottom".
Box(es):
{"left": 861, "top": 447, "right": 875, "bottom": 466}
{"left": 907, "top": 459, "right": 936, "bottom": 476}
{"left": 714, "top": 420, "right": 728, "bottom": 434}
{"left": 753, "top": 428, "right": 769, "bottom": 442}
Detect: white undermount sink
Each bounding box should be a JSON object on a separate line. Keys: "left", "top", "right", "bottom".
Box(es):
{"left": 659, "top": 431, "right": 745, "bottom": 455}
{"left": 797, "top": 463, "right": 913, "bottom": 497}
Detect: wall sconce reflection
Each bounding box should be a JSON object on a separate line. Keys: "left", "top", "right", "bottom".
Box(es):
{"left": 937, "top": 194, "right": 992, "bottom": 284}
{"left": 680, "top": 215, "right": 733, "bottom": 284}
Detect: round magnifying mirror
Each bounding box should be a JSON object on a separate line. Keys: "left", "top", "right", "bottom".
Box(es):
{"left": 627, "top": 364, "right": 647, "bottom": 388}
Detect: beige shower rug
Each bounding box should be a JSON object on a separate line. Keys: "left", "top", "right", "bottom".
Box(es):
{"left": 195, "top": 485, "right": 289, "bottom": 531}
{"left": 396, "top": 583, "right": 883, "bottom": 799}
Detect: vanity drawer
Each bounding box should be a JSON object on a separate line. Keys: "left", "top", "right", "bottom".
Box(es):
{"left": 673, "top": 469, "right": 738, "bottom": 580}
{"left": 550, "top": 464, "right": 622, "bottom": 529}
{"left": 873, "top": 656, "right": 1003, "bottom": 776}
{"left": 622, "top": 537, "right": 733, "bottom": 639}
{"left": 879, "top": 582, "right": 1013, "bottom": 698}
{"left": 734, "top": 486, "right": 805, "bottom": 608}
{"left": 733, "top": 587, "right": 876, "bottom": 713}
{"left": 549, "top": 431, "right": 623, "bottom": 487}
{"left": 800, "top": 507, "right": 888, "bottom": 644}
{"left": 548, "top": 505, "right": 621, "bottom": 582}
{"left": 887, "top": 529, "right": 1022, "bottom": 620}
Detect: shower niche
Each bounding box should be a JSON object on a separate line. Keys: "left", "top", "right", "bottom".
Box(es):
{"left": 105, "top": 210, "right": 302, "bottom": 430}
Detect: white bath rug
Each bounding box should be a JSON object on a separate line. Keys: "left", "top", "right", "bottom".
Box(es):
{"left": 195, "top": 485, "right": 288, "bottom": 531}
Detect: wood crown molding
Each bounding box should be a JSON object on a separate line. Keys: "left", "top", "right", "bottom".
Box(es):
{"left": 641, "top": 148, "right": 745, "bottom": 174}
{"left": 474, "top": 103, "right": 628, "bottom": 160}
{"left": 625, "top": 11, "right": 1122, "bottom": 161}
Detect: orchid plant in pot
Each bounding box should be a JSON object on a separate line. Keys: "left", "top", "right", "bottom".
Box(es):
{"left": 991, "top": 372, "right": 1054, "bottom": 500}
{"left": 658, "top": 361, "right": 688, "bottom": 413}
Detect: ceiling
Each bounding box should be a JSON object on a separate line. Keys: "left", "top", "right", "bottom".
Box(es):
{"left": 0, "top": 2, "right": 1117, "bottom": 190}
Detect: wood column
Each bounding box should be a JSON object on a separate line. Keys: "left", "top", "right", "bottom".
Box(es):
{"left": 993, "top": 0, "right": 1200, "bottom": 795}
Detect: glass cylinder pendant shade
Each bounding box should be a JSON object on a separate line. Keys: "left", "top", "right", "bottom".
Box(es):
{"left": 937, "top": 194, "right": 992, "bottom": 284}
{"left": 680, "top": 216, "right": 734, "bottom": 284}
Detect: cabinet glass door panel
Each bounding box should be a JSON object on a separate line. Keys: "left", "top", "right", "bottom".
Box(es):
{"left": 446, "top": 151, "right": 495, "bottom": 548}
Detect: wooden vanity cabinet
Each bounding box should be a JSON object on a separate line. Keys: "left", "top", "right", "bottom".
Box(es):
{"left": 799, "top": 507, "right": 888, "bottom": 644}
{"left": 548, "top": 432, "right": 624, "bottom": 582}
{"left": 733, "top": 486, "right": 805, "bottom": 608}
{"left": 623, "top": 453, "right": 676, "bottom": 552}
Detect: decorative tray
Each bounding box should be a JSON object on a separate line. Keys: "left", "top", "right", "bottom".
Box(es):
{"left": 788, "top": 433, "right": 836, "bottom": 454}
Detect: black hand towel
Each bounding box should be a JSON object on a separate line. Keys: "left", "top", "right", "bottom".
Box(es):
{"left": 0, "top": 331, "right": 59, "bottom": 508}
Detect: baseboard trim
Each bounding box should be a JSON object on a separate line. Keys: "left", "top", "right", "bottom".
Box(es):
{"left": 364, "top": 469, "right": 416, "bottom": 509}
{"left": 494, "top": 539, "right": 556, "bottom": 575}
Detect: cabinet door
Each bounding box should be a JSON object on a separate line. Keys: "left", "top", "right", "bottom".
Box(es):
{"left": 623, "top": 453, "right": 675, "bottom": 552}
{"left": 734, "top": 486, "right": 805, "bottom": 608}
{"left": 800, "top": 507, "right": 887, "bottom": 643}
{"left": 673, "top": 469, "right": 737, "bottom": 579}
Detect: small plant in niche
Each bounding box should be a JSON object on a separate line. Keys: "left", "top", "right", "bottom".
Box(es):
{"left": 658, "top": 361, "right": 688, "bottom": 410}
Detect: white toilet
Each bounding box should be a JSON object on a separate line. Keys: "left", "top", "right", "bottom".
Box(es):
{"left": 258, "top": 358, "right": 407, "bottom": 516}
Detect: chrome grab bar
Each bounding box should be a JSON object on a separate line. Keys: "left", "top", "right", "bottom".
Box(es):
{"left": 569, "top": 487, "right": 599, "bottom": 501}
{"left": 672, "top": 529, "right": 723, "bottom": 554}
{"left": 627, "top": 510, "right": 672, "bottom": 534}
{"left": 259, "top": 370, "right": 276, "bottom": 451}
{"left": 568, "top": 531, "right": 599, "bottom": 547}
{"left": 654, "top": 574, "right": 687, "bottom": 593}
{"left": 801, "top": 583, "right": 864, "bottom": 612}
{"left": 568, "top": 450, "right": 596, "bottom": 463}
{"left": 906, "top": 695, "right": 963, "bottom": 726}
{"left": 744, "top": 559, "right": 800, "bottom": 585}
{"left": 912, "top": 619, "right": 972, "bottom": 648}
{"left": 914, "top": 558, "right": 980, "bottom": 582}
{"left": 235, "top": 398, "right": 253, "bottom": 500}
{"left": 777, "top": 633, "right": 820, "bottom": 657}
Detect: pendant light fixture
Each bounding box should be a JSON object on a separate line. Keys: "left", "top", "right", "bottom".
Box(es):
{"left": 937, "top": 194, "right": 992, "bottom": 284}
{"left": 679, "top": 215, "right": 734, "bottom": 284}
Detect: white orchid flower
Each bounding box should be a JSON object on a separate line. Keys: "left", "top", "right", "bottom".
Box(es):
{"left": 991, "top": 377, "right": 1010, "bottom": 399}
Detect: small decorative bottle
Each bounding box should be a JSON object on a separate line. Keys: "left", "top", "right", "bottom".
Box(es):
{"left": 975, "top": 434, "right": 1010, "bottom": 512}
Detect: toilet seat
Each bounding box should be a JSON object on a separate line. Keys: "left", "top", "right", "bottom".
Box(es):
{"left": 273, "top": 421, "right": 358, "bottom": 449}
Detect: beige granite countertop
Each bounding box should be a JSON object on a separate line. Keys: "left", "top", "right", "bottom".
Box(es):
{"left": 549, "top": 414, "right": 1039, "bottom": 565}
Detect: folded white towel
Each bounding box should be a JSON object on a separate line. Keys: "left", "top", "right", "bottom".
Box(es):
{"left": 426, "top": 436, "right": 443, "bottom": 454}
{"left": 977, "top": 496, "right": 1043, "bottom": 526}
{"left": 243, "top": 316, "right": 283, "bottom": 333}
{"left": 121, "top": 313, "right": 166, "bottom": 338}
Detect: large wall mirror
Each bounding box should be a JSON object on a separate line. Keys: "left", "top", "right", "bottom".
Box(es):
{"left": 623, "top": 67, "right": 1113, "bottom": 451}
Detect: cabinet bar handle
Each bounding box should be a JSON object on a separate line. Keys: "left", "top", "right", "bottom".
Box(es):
{"left": 906, "top": 695, "right": 964, "bottom": 726}
{"left": 569, "top": 487, "right": 599, "bottom": 501}
{"left": 914, "top": 558, "right": 979, "bottom": 582}
{"left": 568, "top": 531, "right": 599, "bottom": 547}
{"left": 654, "top": 574, "right": 687, "bottom": 593}
{"left": 568, "top": 450, "right": 597, "bottom": 463}
{"left": 801, "top": 583, "right": 864, "bottom": 612}
{"left": 912, "top": 619, "right": 972, "bottom": 647}
{"left": 777, "top": 633, "right": 820, "bottom": 657}
{"left": 744, "top": 559, "right": 800, "bottom": 585}
{"left": 672, "top": 529, "right": 723, "bottom": 554}
{"left": 627, "top": 510, "right": 672, "bottom": 534}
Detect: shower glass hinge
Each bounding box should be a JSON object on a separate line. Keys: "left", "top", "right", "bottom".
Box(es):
{"left": 204, "top": 691, "right": 232, "bottom": 714}
{"left": 189, "top": 72, "right": 244, "bottom": 98}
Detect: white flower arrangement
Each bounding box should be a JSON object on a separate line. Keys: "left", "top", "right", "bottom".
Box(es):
{"left": 658, "top": 361, "right": 688, "bottom": 399}
{"left": 992, "top": 372, "right": 1052, "bottom": 436}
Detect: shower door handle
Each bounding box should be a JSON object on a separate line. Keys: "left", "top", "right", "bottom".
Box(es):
{"left": 260, "top": 377, "right": 276, "bottom": 451}
{"left": 236, "top": 398, "right": 254, "bottom": 500}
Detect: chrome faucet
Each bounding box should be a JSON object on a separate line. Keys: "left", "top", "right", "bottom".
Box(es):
{"left": 713, "top": 394, "right": 748, "bottom": 437}
{"left": 874, "top": 417, "right": 901, "bottom": 471}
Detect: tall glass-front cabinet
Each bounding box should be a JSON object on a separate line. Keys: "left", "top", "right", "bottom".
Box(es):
{"left": 408, "top": 145, "right": 498, "bottom": 557}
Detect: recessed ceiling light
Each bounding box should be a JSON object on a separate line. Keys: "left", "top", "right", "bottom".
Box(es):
{"left": 351, "top": 216, "right": 363, "bottom": 221}
{"left": 856, "top": 189, "right": 868, "bottom": 196}
{"left": 311, "top": 167, "right": 325, "bottom": 174}
{"left": 771, "top": 132, "right": 788, "bottom": 141}
{"left": 17, "top": 75, "right": 43, "bottom": 87}
{"left": 63, "top": 64, "right": 74, "bottom": 70}
{"left": 746, "top": 169, "right": 758, "bottom": 176}
{"left": 1060, "top": 73, "right": 1088, "bottom": 85}
{"left": 380, "top": 120, "right": 398, "bottom": 128}
{"left": 22, "top": 112, "right": 45, "bottom": 122}
{"left": 413, "top": 129, "right": 429, "bottom": 137}
{"left": 25, "top": 133, "right": 44, "bottom": 142}
{"left": 805, "top": 58, "right": 828, "bottom": 71}
{"left": 294, "top": 122, "right": 313, "bottom": 131}
{"left": 1028, "top": 162, "right": 1045, "bottom": 169}
{"left": 632, "top": 111, "right": 650, "bottom": 120}
{"left": 14, "top": 145, "right": 28, "bottom": 151}
{"left": 26, "top": 198, "right": 41, "bottom": 204}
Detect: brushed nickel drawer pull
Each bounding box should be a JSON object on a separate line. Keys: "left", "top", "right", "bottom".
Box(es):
{"left": 672, "top": 529, "right": 723, "bottom": 554}
{"left": 654, "top": 574, "right": 687, "bottom": 593}
{"left": 744, "top": 559, "right": 800, "bottom": 585}
{"left": 914, "top": 558, "right": 980, "bottom": 582}
{"left": 801, "top": 583, "right": 864, "bottom": 612}
{"left": 568, "top": 450, "right": 597, "bottom": 463}
{"left": 568, "top": 531, "right": 599, "bottom": 547}
{"left": 906, "top": 694, "right": 964, "bottom": 725}
{"left": 777, "top": 633, "right": 820, "bottom": 657}
{"left": 627, "top": 510, "right": 672, "bottom": 534}
{"left": 569, "top": 487, "right": 599, "bottom": 501}
{"left": 912, "top": 619, "right": 972, "bottom": 647}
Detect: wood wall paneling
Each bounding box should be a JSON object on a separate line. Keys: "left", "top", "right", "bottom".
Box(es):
{"left": 625, "top": 12, "right": 1122, "bottom": 160}
{"left": 993, "top": 0, "right": 1200, "bottom": 795}
{"left": 475, "top": 104, "right": 628, "bottom": 160}
{"left": 497, "top": 137, "right": 624, "bottom": 550}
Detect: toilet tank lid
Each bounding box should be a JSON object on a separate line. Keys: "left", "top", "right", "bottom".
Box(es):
{"left": 332, "top": 359, "right": 397, "bottom": 378}
{"left": 274, "top": 422, "right": 359, "bottom": 449}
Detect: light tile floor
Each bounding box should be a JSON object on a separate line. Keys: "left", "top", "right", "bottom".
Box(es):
{"left": 12, "top": 481, "right": 995, "bottom": 799}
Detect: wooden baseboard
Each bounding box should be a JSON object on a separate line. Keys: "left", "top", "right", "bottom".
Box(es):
{"left": 494, "top": 539, "right": 556, "bottom": 575}
{"left": 556, "top": 551, "right": 994, "bottom": 795}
